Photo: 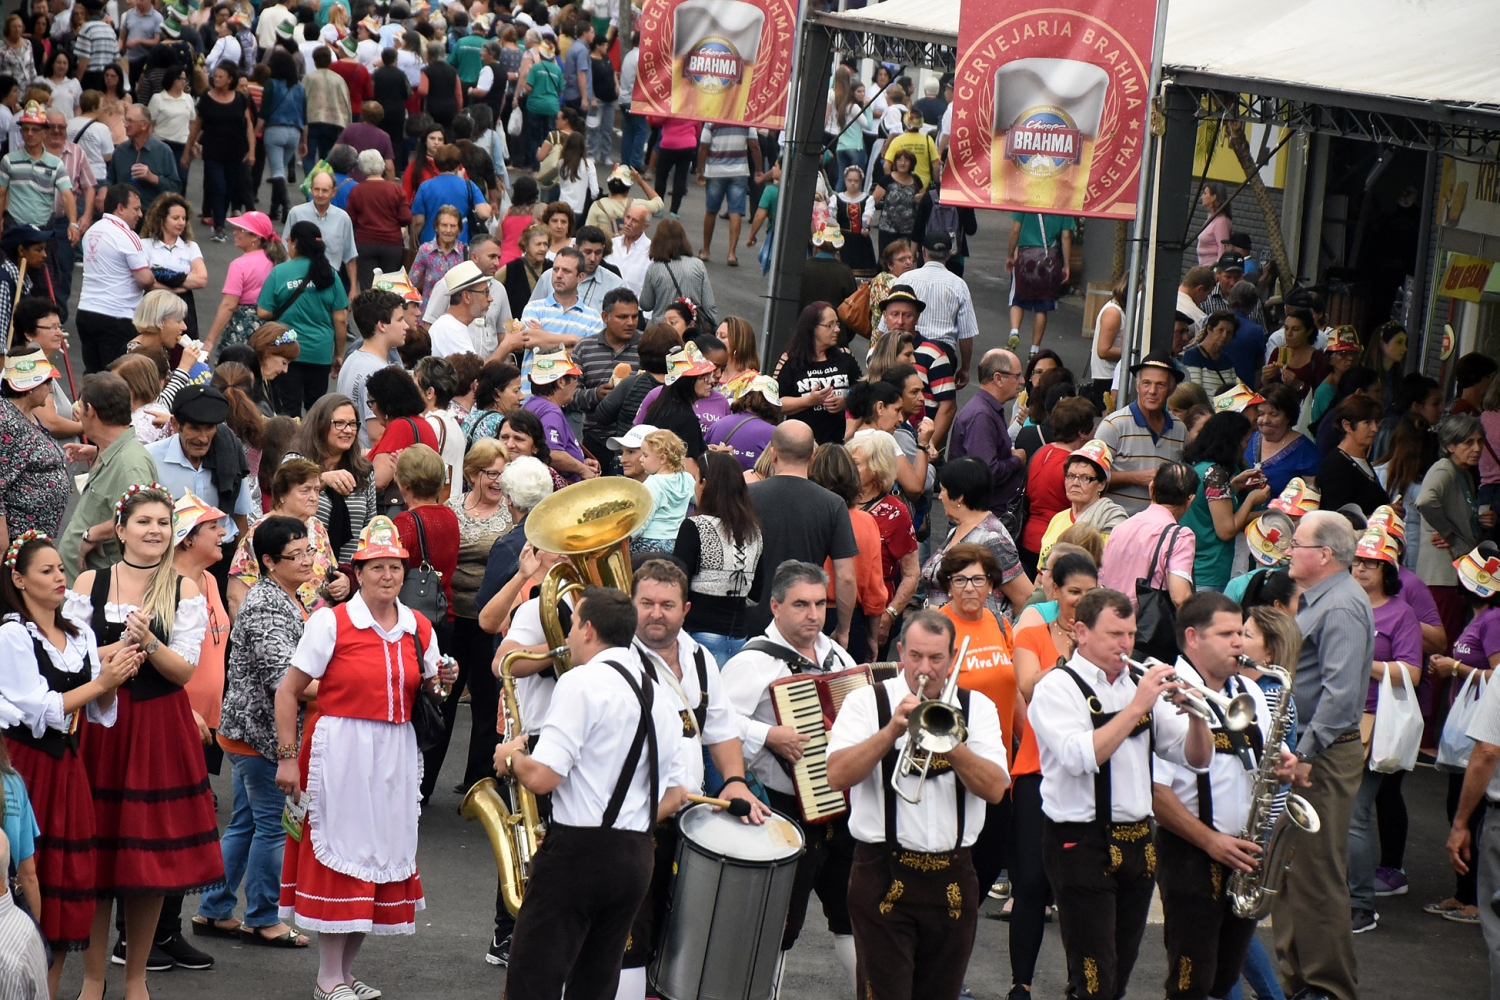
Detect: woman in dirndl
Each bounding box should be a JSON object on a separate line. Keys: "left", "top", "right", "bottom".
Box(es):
{"left": 274, "top": 515, "right": 454, "bottom": 1000}
{"left": 69, "top": 484, "right": 225, "bottom": 1000}
{"left": 0, "top": 531, "right": 141, "bottom": 996}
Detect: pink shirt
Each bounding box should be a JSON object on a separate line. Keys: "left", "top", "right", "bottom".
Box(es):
{"left": 222, "top": 248, "right": 274, "bottom": 305}
{"left": 657, "top": 118, "right": 701, "bottom": 151}
{"left": 1480, "top": 411, "right": 1500, "bottom": 486}
{"left": 1097, "top": 504, "right": 1197, "bottom": 606}
{"left": 1197, "top": 213, "right": 1231, "bottom": 266}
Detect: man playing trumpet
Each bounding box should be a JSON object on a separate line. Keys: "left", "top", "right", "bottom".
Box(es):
{"left": 827, "top": 610, "right": 1010, "bottom": 1000}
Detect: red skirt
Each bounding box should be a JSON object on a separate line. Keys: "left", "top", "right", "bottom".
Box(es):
{"left": 4, "top": 739, "right": 97, "bottom": 950}
{"left": 77, "top": 687, "right": 225, "bottom": 894}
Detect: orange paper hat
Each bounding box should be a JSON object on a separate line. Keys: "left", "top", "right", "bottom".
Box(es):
{"left": 353, "top": 516, "right": 408, "bottom": 562}
{"left": 1267, "top": 477, "right": 1320, "bottom": 518}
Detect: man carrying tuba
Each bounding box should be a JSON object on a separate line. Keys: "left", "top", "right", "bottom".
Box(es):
{"left": 826, "top": 610, "right": 1010, "bottom": 1000}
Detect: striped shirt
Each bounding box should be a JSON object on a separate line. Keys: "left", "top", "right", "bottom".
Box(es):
{"left": 901, "top": 261, "right": 978, "bottom": 349}
{"left": 518, "top": 292, "right": 605, "bottom": 400}
{"left": 912, "top": 334, "right": 955, "bottom": 421}
{"left": 0, "top": 149, "right": 72, "bottom": 227}
{"left": 74, "top": 20, "right": 120, "bottom": 72}
{"left": 567, "top": 330, "right": 640, "bottom": 415}
{"left": 0, "top": 892, "right": 47, "bottom": 1000}
{"left": 1093, "top": 401, "right": 1186, "bottom": 514}
{"left": 50, "top": 140, "right": 94, "bottom": 216}
{"left": 699, "top": 124, "right": 751, "bottom": 179}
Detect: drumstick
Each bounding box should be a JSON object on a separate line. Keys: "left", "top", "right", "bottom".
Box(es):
{"left": 687, "top": 793, "right": 752, "bottom": 818}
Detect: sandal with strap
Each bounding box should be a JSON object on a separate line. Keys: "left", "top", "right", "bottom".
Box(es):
{"left": 243, "top": 925, "right": 310, "bottom": 948}
{"left": 1423, "top": 897, "right": 1465, "bottom": 915}
{"left": 190, "top": 916, "right": 243, "bottom": 938}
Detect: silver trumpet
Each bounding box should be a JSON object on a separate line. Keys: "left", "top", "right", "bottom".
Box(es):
{"left": 1122, "top": 655, "right": 1259, "bottom": 731}
{"left": 890, "top": 637, "right": 971, "bottom": 804}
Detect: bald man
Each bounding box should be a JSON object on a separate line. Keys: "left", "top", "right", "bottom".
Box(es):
{"left": 949, "top": 348, "right": 1029, "bottom": 539}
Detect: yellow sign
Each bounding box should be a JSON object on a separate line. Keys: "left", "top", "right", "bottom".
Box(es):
{"left": 1439, "top": 254, "right": 1495, "bottom": 302}
{"left": 1192, "top": 117, "right": 1289, "bottom": 189}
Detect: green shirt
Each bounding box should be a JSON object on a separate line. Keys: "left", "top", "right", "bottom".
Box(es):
{"left": 59, "top": 428, "right": 158, "bottom": 584}
{"left": 0, "top": 148, "right": 72, "bottom": 228}
{"left": 450, "top": 34, "right": 487, "bottom": 86}
{"left": 526, "top": 60, "right": 565, "bottom": 118}
{"left": 1180, "top": 459, "right": 1238, "bottom": 591}
{"left": 256, "top": 258, "right": 346, "bottom": 365}
{"left": 1011, "top": 211, "right": 1075, "bottom": 248}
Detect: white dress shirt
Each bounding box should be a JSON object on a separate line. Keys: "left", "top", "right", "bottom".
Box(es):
{"left": 632, "top": 632, "right": 737, "bottom": 793}
{"left": 530, "top": 645, "right": 688, "bottom": 832}
{"left": 506, "top": 594, "right": 569, "bottom": 729}
{"left": 1154, "top": 658, "right": 1273, "bottom": 837}
{"left": 609, "top": 233, "right": 651, "bottom": 297}
{"left": 720, "top": 622, "right": 859, "bottom": 795}
{"left": 0, "top": 613, "right": 116, "bottom": 735}
{"left": 829, "top": 675, "right": 1008, "bottom": 851}
{"left": 1028, "top": 651, "right": 1205, "bottom": 823}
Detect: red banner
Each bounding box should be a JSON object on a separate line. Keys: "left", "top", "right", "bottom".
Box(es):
{"left": 631, "top": 0, "right": 797, "bottom": 129}
{"left": 948, "top": 0, "right": 1159, "bottom": 218}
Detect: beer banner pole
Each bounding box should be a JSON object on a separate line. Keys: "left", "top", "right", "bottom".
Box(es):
{"left": 1120, "top": 0, "right": 1171, "bottom": 404}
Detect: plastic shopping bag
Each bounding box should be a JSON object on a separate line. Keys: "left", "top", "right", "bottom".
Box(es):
{"left": 1436, "top": 671, "right": 1488, "bottom": 772}
{"left": 1369, "top": 664, "right": 1423, "bottom": 773}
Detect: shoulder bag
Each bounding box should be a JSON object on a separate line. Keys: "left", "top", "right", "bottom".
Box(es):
{"left": 1133, "top": 524, "right": 1186, "bottom": 663}
{"left": 664, "top": 259, "right": 716, "bottom": 332}
{"left": 376, "top": 417, "right": 423, "bottom": 516}
{"left": 409, "top": 621, "right": 445, "bottom": 753}
{"left": 1013, "top": 213, "right": 1065, "bottom": 303}
{"left": 836, "top": 282, "right": 872, "bottom": 338}
{"left": 398, "top": 508, "right": 449, "bottom": 625}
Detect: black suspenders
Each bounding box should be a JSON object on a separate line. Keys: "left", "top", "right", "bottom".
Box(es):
{"left": 1056, "top": 666, "right": 1153, "bottom": 828}
{"left": 873, "top": 682, "right": 969, "bottom": 853}
{"left": 1195, "top": 675, "right": 1264, "bottom": 829}
{"left": 601, "top": 660, "right": 659, "bottom": 830}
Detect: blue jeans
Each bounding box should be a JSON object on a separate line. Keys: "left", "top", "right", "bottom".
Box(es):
{"left": 835, "top": 146, "right": 865, "bottom": 178}
{"left": 1226, "top": 935, "right": 1286, "bottom": 1000}
{"left": 619, "top": 108, "right": 649, "bottom": 168}
{"left": 304, "top": 122, "right": 342, "bottom": 175}
{"left": 263, "top": 124, "right": 301, "bottom": 181}
{"left": 198, "top": 752, "right": 285, "bottom": 927}
{"left": 689, "top": 632, "right": 747, "bottom": 667}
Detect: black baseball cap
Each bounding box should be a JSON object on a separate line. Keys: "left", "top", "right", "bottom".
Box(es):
{"left": 923, "top": 232, "right": 952, "bottom": 254}
{"left": 1213, "top": 252, "right": 1246, "bottom": 272}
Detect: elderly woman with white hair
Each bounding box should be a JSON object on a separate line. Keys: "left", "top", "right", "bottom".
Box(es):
{"left": 346, "top": 146, "right": 414, "bottom": 292}
{"left": 474, "top": 455, "right": 557, "bottom": 636}
{"left": 127, "top": 289, "right": 213, "bottom": 398}
{"left": 847, "top": 429, "right": 919, "bottom": 656}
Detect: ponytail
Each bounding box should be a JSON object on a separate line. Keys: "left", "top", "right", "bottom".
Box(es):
{"left": 287, "top": 220, "right": 335, "bottom": 291}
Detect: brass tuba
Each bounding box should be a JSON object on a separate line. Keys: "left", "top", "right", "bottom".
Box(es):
{"left": 463, "top": 478, "right": 655, "bottom": 915}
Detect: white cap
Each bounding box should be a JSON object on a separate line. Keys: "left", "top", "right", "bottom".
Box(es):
{"left": 607, "top": 424, "right": 658, "bottom": 451}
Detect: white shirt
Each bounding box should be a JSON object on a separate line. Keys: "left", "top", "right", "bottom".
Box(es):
{"left": 1264, "top": 324, "right": 1332, "bottom": 360}
{"left": 357, "top": 39, "right": 381, "bottom": 69}
{"left": 79, "top": 213, "right": 150, "bottom": 319}
{"left": 256, "top": 4, "right": 298, "bottom": 51}
{"left": 429, "top": 312, "right": 477, "bottom": 357}
{"left": 507, "top": 595, "right": 565, "bottom": 727}
{"left": 293, "top": 592, "right": 440, "bottom": 688}
{"left": 633, "top": 632, "right": 736, "bottom": 794}
{"left": 48, "top": 77, "right": 82, "bottom": 118}
{"left": 1176, "top": 290, "right": 1206, "bottom": 330}
{"left": 424, "top": 408, "right": 465, "bottom": 502}
{"left": 66, "top": 116, "right": 114, "bottom": 181}
{"left": 530, "top": 645, "right": 688, "bottom": 832}
{"left": 618, "top": 47, "right": 639, "bottom": 108}
{"left": 558, "top": 158, "right": 598, "bottom": 216}
{"left": 1466, "top": 674, "right": 1500, "bottom": 803}
{"left": 206, "top": 34, "right": 243, "bottom": 76}
{"left": 0, "top": 612, "right": 116, "bottom": 736}
{"left": 147, "top": 91, "right": 196, "bottom": 145}
{"left": 720, "top": 622, "right": 859, "bottom": 796}
{"left": 829, "top": 675, "right": 1007, "bottom": 851}
{"left": 1153, "top": 658, "right": 1272, "bottom": 837}
{"left": 609, "top": 233, "right": 651, "bottom": 296}
{"left": 1028, "top": 651, "right": 1203, "bottom": 823}
{"left": 424, "top": 277, "right": 511, "bottom": 356}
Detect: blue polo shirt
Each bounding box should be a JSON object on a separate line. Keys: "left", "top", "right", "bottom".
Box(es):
{"left": 144, "top": 433, "right": 255, "bottom": 543}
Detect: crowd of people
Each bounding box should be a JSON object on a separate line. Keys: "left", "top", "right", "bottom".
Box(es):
{"left": 0, "top": 2, "right": 1492, "bottom": 1000}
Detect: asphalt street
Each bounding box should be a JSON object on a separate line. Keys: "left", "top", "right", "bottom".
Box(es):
{"left": 50, "top": 161, "right": 1490, "bottom": 999}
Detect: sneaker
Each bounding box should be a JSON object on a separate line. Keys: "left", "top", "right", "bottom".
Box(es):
{"left": 960, "top": 986, "right": 975, "bottom": 999}
{"left": 1351, "top": 908, "right": 1379, "bottom": 934}
{"left": 485, "top": 932, "right": 510, "bottom": 967}
{"left": 156, "top": 932, "right": 215, "bottom": 969}
{"left": 1006, "top": 331, "right": 1021, "bottom": 351}
{"left": 211, "top": 229, "right": 228, "bottom": 243}
{"left": 1374, "top": 866, "right": 1408, "bottom": 896}
{"left": 1007, "top": 987, "right": 1032, "bottom": 1000}
{"left": 988, "top": 876, "right": 1011, "bottom": 900}
{"left": 111, "top": 938, "right": 175, "bottom": 971}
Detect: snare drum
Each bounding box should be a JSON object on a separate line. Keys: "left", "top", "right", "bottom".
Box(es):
{"left": 651, "top": 803, "right": 805, "bottom": 1000}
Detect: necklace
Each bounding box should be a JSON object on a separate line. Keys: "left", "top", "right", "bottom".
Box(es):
{"left": 122, "top": 559, "right": 158, "bottom": 570}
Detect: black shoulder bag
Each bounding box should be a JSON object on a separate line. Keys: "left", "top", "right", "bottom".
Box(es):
{"left": 409, "top": 622, "right": 445, "bottom": 754}
{"left": 376, "top": 417, "right": 423, "bottom": 516}
{"left": 1133, "top": 524, "right": 1187, "bottom": 663}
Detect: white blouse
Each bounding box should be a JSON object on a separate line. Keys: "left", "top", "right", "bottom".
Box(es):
{"left": 63, "top": 590, "right": 209, "bottom": 667}
{"left": 0, "top": 611, "right": 117, "bottom": 735}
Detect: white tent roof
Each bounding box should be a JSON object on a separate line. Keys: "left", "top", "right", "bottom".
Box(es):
{"left": 816, "top": 0, "right": 1500, "bottom": 114}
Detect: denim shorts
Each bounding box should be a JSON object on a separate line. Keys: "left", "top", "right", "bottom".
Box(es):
{"left": 704, "top": 174, "right": 749, "bottom": 216}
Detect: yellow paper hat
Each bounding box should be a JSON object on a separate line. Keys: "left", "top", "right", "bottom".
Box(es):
{"left": 353, "top": 515, "right": 408, "bottom": 562}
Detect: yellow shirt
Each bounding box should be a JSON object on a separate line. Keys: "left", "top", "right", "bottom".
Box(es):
{"left": 883, "top": 132, "right": 941, "bottom": 190}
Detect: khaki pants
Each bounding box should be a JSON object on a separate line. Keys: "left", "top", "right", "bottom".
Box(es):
{"left": 1271, "top": 737, "right": 1364, "bottom": 1000}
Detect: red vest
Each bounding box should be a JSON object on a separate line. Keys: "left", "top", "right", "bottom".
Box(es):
{"left": 319, "top": 604, "right": 434, "bottom": 724}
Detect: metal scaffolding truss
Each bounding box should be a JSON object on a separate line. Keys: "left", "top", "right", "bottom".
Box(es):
{"left": 1170, "top": 73, "right": 1500, "bottom": 160}
{"left": 822, "top": 24, "right": 957, "bottom": 74}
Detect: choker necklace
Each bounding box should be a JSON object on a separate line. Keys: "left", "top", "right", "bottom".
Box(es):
{"left": 121, "top": 559, "right": 157, "bottom": 570}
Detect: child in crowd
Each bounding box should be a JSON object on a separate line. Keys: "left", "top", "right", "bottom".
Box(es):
{"left": 634, "top": 429, "right": 693, "bottom": 554}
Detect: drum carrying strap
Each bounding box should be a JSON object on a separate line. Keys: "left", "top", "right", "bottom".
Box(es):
{"left": 635, "top": 643, "right": 711, "bottom": 737}
{"left": 601, "top": 660, "right": 659, "bottom": 830}
{"left": 1056, "top": 666, "right": 1152, "bottom": 829}
{"left": 873, "top": 682, "right": 968, "bottom": 853}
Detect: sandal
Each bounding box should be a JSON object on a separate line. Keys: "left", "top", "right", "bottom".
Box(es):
{"left": 1443, "top": 905, "right": 1481, "bottom": 924}
{"left": 242, "top": 925, "right": 310, "bottom": 948}
{"left": 697, "top": 250, "right": 710, "bottom": 261}
{"left": 1423, "top": 897, "right": 1465, "bottom": 915}
{"left": 726, "top": 256, "right": 739, "bottom": 267}
{"left": 190, "top": 916, "right": 243, "bottom": 938}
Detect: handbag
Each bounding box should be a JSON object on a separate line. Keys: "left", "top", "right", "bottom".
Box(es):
{"left": 1132, "top": 524, "right": 1186, "bottom": 663}
{"left": 537, "top": 130, "right": 563, "bottom": 185}
{"left": 837, "top": 282, "right": 872, "bottom": 338}
{"left": 409, "top": 623, "right": 445, "bottom": 754}
{"left": 398, "top": 509, "right": 449, "bottom": 625}
{"left": 1369, "top": 662, "right": 1423, "bottom": 773}
{"left": 1013, "top": 213, "right": 1064, "bottom": 303}
{"left": 1436, "top": 669, "right": 1487, "bottom": 772}
{"left": 376, "top": 417, "right": 423, "bottom": 517}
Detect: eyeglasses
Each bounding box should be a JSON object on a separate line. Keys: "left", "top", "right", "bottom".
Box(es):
{"left": 330, "top": 419, "right": 359, "bottom": 431}
{"left": 46, "top": 125, "right": 65, "bottom": 133}
{"left": 818, "top": 319, "right": 839, "bottom": 329}
{"left": 1063, "top": 473, "right": 1101, "bottom": 484}
{"left": 279, "top": 546, "right": 312, "bottom": 561}
{"left": 478, "top": 468, "right": 504, "bottom": 481}
{"left": 993, "top": 370, "right": 1018, "bottom": 380}
{"left": 32, "top": 322, "right": 62, "bottom": 332}
{"left": 950, "top": 574, "right": 990, "bottom": 590}
{"left": 1288, "top": 541, "right": 1328, "bottom": 552}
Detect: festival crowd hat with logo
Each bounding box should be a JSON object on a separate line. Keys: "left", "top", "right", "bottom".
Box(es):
{"left": 1, "top": 347, "right": 57, "bottom": 392}
{"left": 530, "top": 348, "right": 583, "bottom": 385}
{"left": 1456, "top": 542, "right": 1500, "bottom": 600}
{"left": 1267, "top": 477, "right": 1320, "bottom": 518}
{"left": 1068, "top": 439, "right": 1112, "bottom": 483}
{"left": 1354, "top": 525, "right": 1399, "bottom": 565}
{"left": 664, "top": 342, "right": 716, "bottom": 386}
{"left": 812, "top": 222, "right": 845, "bottom": 248}
{"left": 1369, "top": 504, "right": 1406, "bottom": 545}
{"left": 171, "top": 491, "right": 227, "bottom": 548}
{"left": 1325, "top": 325, "right": 1362, "bottom": 353}
{"left": 1213, "top": 383, "right": 1266, "bottom": 413}
{"left": 1246, "top": 510, "right": 1296, "bottom": 567}
{"left": 352, "top": 516, "right": 408, "bottom": 562}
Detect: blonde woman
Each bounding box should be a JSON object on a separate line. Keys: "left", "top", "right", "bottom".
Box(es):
{"left": 128, "top": 289, "right": 214, "bottom": 399}
{"left": 715, "top": 315, "right": 759, "bottom": 397}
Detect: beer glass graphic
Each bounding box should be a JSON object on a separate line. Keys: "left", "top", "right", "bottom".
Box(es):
{"left": 992, "top": 58, "right": 1109, "bottom": 210}
{"left": 671, "top": 0, "right": 765, "bottom": 119}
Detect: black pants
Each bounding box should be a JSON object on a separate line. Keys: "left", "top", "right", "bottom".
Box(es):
{"left": 203, "top": 159, "right": 254, "bottom": 231}
{"left": 46, "top": 215, "right": 71, "bottom": 323}
{"left": 77, "top": 310, "right": 138, "bottom": 374}
{"left": 272, "top": 360, "right": 333, "bottom": 416}
{"left": 970, "top": 796, "right": 1012, "bottom": 898}
{"left": 1043, "top": 819, "right": 1156, "bottom": 1000}
{"left": 654, "top": 146, "right": 695, "bottom": 215}
{"left": 421, "top": 617, "right": 501, "bottom": 800}
{"left": 1156, "top": 828, "right": 1258, "bottom": 1000}
{"left": 1376, "top": 768, "right": 1407, "bottom": 869}
{"left": 1008, "top": 774, "right": 1052, "bottom": 988}
{"left": 621, "top": 821, "right": 678, "bottom": 968}
{"left": 1448, "top": 771, "right": 1489, "bottom": 906}
{"left": 356, "top": 243, "right": 407, "bottom": 294}
{"left": 504, "top": 823, "right": 654, "bottom": 1000}
{"left": 767, "top": 787, "right": 854, "bottom": 950}
{"left": 848, "top": 843, "right": 979, "bottom": 1000}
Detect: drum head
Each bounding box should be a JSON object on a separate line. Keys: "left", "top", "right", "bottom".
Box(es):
{"left": 678, "top": 803, "right": 803, "bottom": 862}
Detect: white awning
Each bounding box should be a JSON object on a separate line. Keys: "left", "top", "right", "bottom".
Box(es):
{"left": 815, "top": 0, "right": 1500, "bottom": 116}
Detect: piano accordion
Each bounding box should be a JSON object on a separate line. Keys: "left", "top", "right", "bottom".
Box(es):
{"left": 769, "top": 666, "right": 873, "bottom": 823}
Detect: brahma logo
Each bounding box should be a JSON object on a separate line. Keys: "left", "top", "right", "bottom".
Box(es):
{"left": 685, "top": 37, "right": 743, "bottom": 93}
{"left": 1005, "top": 107, "right": 1083, "bottom": 177}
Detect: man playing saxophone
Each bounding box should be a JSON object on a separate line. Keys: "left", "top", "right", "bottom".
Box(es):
{"left": 1152, "top": 593, "right": 1296, "bottom": 1000}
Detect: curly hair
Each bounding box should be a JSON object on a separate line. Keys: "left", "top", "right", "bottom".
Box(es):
{"left": 140, "top": 193, "right": 196, "bottom": 244}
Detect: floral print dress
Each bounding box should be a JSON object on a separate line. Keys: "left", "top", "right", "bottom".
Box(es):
{"left": 0, "top": 399, "right": 70, "bottom": 539}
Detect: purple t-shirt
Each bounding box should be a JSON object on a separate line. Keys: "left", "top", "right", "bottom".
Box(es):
{"left": 1394, "top": 566, "right": 1443, "bottom": 628}
{"left": 705, "top": 413, "right": 776, "bottom": 471}
{"left": 523, "top": 395, "right": 584, "bottom": 480}
{"left": 635, "top": 385, "right": 732, "bottom": 434}
{"left": 1367, "top": 598, "right": 1422, "bottom": 712}
{"left": 1454, "top": 606, "right": 1500, "bottom": 674}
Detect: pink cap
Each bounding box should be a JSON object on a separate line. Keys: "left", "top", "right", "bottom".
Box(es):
{"left": 227, "top": 211, "right": 277, "bottom": 242}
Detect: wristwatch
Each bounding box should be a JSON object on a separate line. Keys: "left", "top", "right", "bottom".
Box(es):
{"left": 143, "top": 636, "right": 159, "bottom": 657}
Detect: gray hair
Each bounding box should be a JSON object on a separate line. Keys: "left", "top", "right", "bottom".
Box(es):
{"left": 770, "top": 560, "right": 827, "bottom": 603}
{"left": 1437, "top": 413, "right": 1483, "bottom": 453}
{"left": 900, "top": 608, "right": 954, "bottom": 649}
{"left": 1303, "top": 510, "right": 1357, "bottom": 567}
{"left": 1228, "top": 279, "right": 1260, "bottom": 312}
{"left": 499, "top": 455, "right": 554, "bottom": 513}
{"left": 356, "top": 148, "right": 386, "bottom": 176}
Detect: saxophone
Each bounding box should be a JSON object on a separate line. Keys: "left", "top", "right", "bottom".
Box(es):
{"left": 1225, "top": 658, "right": 1322, "bottom": 920}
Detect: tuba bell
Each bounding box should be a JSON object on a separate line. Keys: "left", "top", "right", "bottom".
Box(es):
{"left": 463, "top": 478, "right": 655, "bottom": 914}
